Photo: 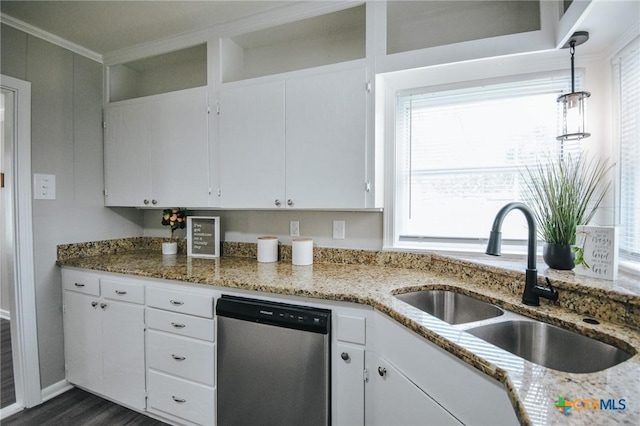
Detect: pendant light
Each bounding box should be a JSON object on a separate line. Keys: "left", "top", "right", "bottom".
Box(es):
{"left": 557, "top": 31, "right": 590, "bottom": 141}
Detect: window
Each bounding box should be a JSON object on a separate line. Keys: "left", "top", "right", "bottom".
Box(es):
{"left": 614, "top": 37, "right": 640, "bottom": 262}
{"left": 392, "top": 73, "right": 581, "bottom": 251}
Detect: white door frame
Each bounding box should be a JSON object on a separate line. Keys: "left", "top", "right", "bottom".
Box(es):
{"left": 1, "top": 74, "right": 42, "bottom": 415}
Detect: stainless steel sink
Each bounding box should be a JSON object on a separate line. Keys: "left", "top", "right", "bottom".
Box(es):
{"left": 467, "top": 320, "right": 633, "bottom": 373}
{"left": 394, "top": 290, "right": 504, "bottom": 325}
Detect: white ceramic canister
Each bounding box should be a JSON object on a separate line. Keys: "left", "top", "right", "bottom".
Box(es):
{"left": 292, "top": 238, "right": 313, "bottom": 266}
{"left": 257, "top": 236, "right": 279, "bottom": 263}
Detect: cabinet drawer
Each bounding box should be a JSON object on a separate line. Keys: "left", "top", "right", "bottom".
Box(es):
{"left": 147, "top": 370, "right": 215, "bottom": 426}
{"left": 147, "top": 330, "right": 215, "bottom": 386}
{"left": 62, "top": 270, "right": 100, "bottom": 296}
{"left": 146, "top": 287, "right": 213, "bottom": 318}
{"left": 101, "top": 279, "right": 144, "bottom": 304}
{"left": 337, "top": 314, "right": 366, "bottom": 345}
{"left": 146, "top": 308, "right": 215, "bottom": 341}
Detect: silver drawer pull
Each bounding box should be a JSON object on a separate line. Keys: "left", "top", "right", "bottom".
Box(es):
{"left": 169, "top": 300, "right": 184, "bottom": 306}
{"left": 91, "top": 301, "right": 99, "bottom": 308}
{"left": 172, "top": 396, "right": 186, "bottom": 404}
{"left": 171, "top": 322, "right": 186, "bottom": 329}
{"left": 171, "top": 354, "right": 186, "bottom": 361}
{"left": 115, "top": 290, "right": 127, "bottom": 295}
{"left": 74, "top": 283, "right": 85, "bottom": 287}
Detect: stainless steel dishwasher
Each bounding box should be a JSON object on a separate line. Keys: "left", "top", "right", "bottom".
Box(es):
{"left": 216, "top": 295, "right": 331, "bottom": 426}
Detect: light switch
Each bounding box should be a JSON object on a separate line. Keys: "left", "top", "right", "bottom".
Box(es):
{"left": 33, "top": 173, "right": 56, "bottom": 200}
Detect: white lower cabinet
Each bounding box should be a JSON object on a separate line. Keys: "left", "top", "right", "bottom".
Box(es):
{"left": 367, "top": 354, "right": 462, "bottom": 426}
{"left": 62, "top": 269, "right": 519, "bottom": 426}
{"left": 62, "top": 271, "right": 145, "bottom": 411}
{"left": 368, "top": 312, "right": 520, "bottom": 426}
{"left": 145, "top": 287, "right": 216, "bottom": 426}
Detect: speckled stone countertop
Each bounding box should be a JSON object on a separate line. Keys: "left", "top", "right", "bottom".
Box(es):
{"left": 57, "top": 238, "right": 640, "bottom": 426}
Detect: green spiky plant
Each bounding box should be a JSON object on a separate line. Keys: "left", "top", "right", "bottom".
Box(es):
{"left": 521, "top": 154, "right": 613, "bottom": 251}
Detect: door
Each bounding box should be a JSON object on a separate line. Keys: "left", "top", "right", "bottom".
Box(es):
{"left": 63, "top": 291, "right": 103, "bottom": 393}
{"left": 285, "top": 67, "right": 367, "bottom": 208}
{"left": 335, "top": 343, "right": 365, "bottom": 425}
{"left": 104, "top": 100, "right": 152, "bottom": 207}
{"left": 0, "top": 76, "right": 40, "bottom": 417}
{"left": 219, "top": 80, "right": 286, "bottom": 208}
{"left": 366, "top": 355, "right": 462, "bottom": 426}
{"left": 102, "top": 300, "right": 145, "bottom": 410}
{"left": 149, "top": 87, "right": 210, "bottom": 207}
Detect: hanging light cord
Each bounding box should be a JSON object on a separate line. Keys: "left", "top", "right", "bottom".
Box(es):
{"left": 570, "top": 42, "right": 576, "bottom": 93}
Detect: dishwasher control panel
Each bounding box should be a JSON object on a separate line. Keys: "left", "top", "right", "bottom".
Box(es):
{"left": 216, "top": 295, "right": 331, "bottom": 334}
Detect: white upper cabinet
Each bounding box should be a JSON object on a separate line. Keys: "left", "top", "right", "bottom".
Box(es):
{"left": 104, "top": 86, "right": 210, "bottom": 208}
{"left": 218, "top": 64, "right": 368, "bottom": 209}
{"left": 218, "top": 80, "right": 286, "bottom": 208}
{"left": 216, "top": 4, "right": 369, "bottom": 209}
{"left": 285, "top": 66, "right": 367, "bottom": 209}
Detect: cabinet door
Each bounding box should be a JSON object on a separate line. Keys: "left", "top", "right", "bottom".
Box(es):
{"left": 102, "top": 300, "right": 145, "bottom": 410}
{"left": 285, "top": 67, "right": 367, "bottom": 208}
{"left": 366, "top": 354, "right": 462, "bottom": 426}
{"left": 63, "top": 291, "right": 103, "bottom": 393}
{"left": 149, "top": 87, "right": 210, "bottom": 207}
{"left": 219, "top": 80, "right": 286, "bottom": 208}
{"left": 334, "top": 343, "right": 365, "bottom": 426}
{"left": 104, "top": 102, "right": 153, "bottom": 207}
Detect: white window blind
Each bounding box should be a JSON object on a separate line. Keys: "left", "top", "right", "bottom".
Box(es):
{"left": 614, "top": 37, "right": 640, "bottom": 260}
{"left": 395, "top": 73, "right": 581, "bottom": 247}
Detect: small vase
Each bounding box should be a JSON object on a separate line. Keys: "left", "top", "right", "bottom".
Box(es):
{"left": 162, "top": 242, "right": 178, "bottom": 255}
{"left": 543, "top": 243, "right": 575, "bottom": 270}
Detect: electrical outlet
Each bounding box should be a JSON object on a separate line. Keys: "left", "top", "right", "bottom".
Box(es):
{"left": 333, "top": 220, "right": 345, "bottom": 240}
{"left": 290, "top": 220, "right": 300, "bottom": 237}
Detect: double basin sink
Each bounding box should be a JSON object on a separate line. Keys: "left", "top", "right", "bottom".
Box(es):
{"left": 394, "top": 289, "right": 633, "bottom": 373}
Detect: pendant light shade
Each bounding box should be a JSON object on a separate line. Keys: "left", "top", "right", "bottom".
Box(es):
{"left": 557, "top": 31, "right": 591, "bottom": 141}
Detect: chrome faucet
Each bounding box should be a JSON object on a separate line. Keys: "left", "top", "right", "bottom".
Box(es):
{"left": 486, "top": 202, "right": 559, "bottom": 306}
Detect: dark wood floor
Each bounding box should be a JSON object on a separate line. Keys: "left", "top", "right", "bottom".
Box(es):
{"left": 1, "top": 317, "right": 16, "bottom": 408}
{"left": 3, "top": 387, "right": 167, "bottom": 426}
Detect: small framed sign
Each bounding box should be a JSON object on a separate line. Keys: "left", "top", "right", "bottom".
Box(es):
{"left": 574, "top": 225, "right": 619, "bottom": 281}
{"left": 187, "top": 216, "right": 220, "bottom": 258}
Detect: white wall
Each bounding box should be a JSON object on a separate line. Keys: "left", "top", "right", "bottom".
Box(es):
{"left": 1, "top": 24, "right": 144, "bottom": 389}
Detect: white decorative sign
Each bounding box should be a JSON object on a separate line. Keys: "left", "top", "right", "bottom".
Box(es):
{"left": 574, "top": 226, "right": 618, "bottom": 280}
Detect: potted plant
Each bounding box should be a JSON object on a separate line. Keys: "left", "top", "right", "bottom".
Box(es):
{"left": 161, "top": 208, "right": 186, "bottom": 255}
{"left": 521, "top": 153, "right": 612, "bottom": 270}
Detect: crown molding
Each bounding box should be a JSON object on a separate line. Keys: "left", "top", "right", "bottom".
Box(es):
{"left": 0, "top": 13, "right": 103, "bottom": 63}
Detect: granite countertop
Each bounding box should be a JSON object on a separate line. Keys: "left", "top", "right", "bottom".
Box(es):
{"left": 57, "top": 239, "right": 640, "bottom": 426}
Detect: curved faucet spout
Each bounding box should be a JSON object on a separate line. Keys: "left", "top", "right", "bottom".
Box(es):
{"left": 486, "top": 202, "right": 558, "bottom": 306}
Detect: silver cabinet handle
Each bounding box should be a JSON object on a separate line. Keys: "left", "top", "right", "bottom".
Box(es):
{"left": 143, "top": 199, "right": 150, "bottom": 205}
{"left": 341, "top": 352, "right": 350, "bottom": 361}
{"left": 172, "top": 396, "right": 186, "bottom": 404}
{"left": 274, "top": 199, "right": 281, "bottom": 207}
{"left": 171, "top": 354, "right": 186, "bottom": 361}
{"left": 170, "top": 300, "right": 184, "bottom": 306}
{"left": 378, "top": 367, "right": 387, "bottom": 377}
{"left": 100, "top": 303, "right": 107, "bottom": 310}
{"left": 91, "top": 301, "right": 99, "bottom": 308}
{"left": 287, "top": 199, "right": 293, "bottom": 206}
{"left": 152, "top": 199, "right": 158, "bottom": 205}
{"left": 171, "top": 322, "right": 186, "bottom": 329}
{"left": 115, "top": 290, "right": 127, "bottom": 295}
{"left": 74, "top": 283, "right": 85, "bottom": 287}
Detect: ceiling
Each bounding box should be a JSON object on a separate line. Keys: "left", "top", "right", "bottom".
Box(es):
{"left": 1, "top": 1, "right": 638, "bottom": 59}
{"left": 0, "top": 1, "right": 292, "bottom": 55}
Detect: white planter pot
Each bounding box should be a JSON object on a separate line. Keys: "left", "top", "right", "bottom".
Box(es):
{"left": 162, "top": 242, "right": 178, "bottom": 255}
